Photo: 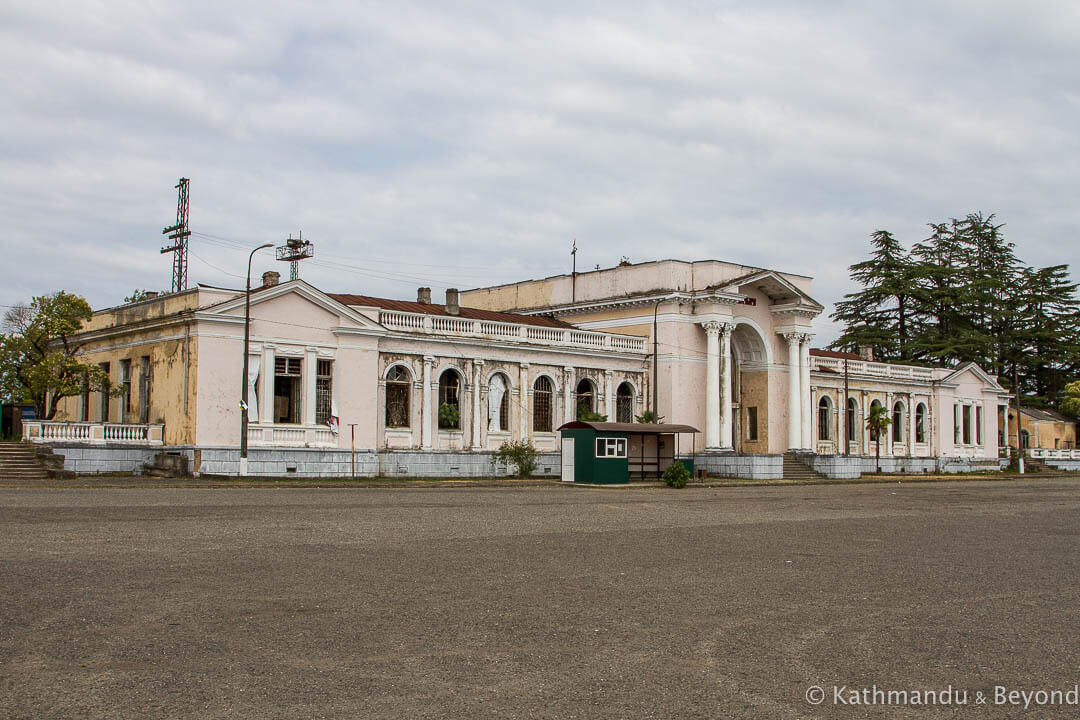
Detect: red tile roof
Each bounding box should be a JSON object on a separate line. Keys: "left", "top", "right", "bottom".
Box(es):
{"left": 327, "top": 294, "right": 572, "bottom": 329}
{"left": 810, "top": 348, "right": 861, "bottom": 360}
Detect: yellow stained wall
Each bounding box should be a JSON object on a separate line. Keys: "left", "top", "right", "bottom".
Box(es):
{"left": 1007, "top": 411, "right": 1077, "bottom": 449}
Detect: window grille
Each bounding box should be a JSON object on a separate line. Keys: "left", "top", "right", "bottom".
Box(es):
{"left": 385, "top": 366, "right": 410, "bottom": 428}
{"left": 576, "top": 378, "right": 594, "bottom": 418}
{"left": 892, "top": 402, "right": 904, "bottom": 442}
{"left": 818, "top": 397, "right": 831, "bottom": 441}
{"left": 315, "top": 359, "right": 333, "bottom": 426}
{"left": 616, "top": 383, "right": 633, "bottom": 423}
{"left": 275, "top": 357, "right": 302, "bottom": 376}
{"left": 438, "top": 370, "right": 461, "bottom": 429}
{"left": 533, "top": 376, "right": 553, "bottom": 432}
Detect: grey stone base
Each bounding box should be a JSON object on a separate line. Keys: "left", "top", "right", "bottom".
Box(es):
{"left": 45, "top": 444, "right": 561, "bottom": 478}
{"left": 798, "top": 453, "right": 1008, "bottom": 479}
{"left": 1043, "top": 460, "right": 1080, "bottom": 472}
{"left": 692, "top": 452, "right": 783, "bottom": 480}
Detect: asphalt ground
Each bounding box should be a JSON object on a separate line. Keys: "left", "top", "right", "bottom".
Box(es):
{"left": 2, "top": 480, "right": 1080, "bottom": 719}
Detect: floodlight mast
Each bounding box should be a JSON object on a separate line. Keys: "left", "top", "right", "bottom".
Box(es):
{"left": 275, "top": 230, "right": 314, "bottom": 280}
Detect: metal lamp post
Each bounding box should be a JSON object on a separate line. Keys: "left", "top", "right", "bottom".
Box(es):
{"left": 240, "top": 243, "right": 274, "bottom": 476}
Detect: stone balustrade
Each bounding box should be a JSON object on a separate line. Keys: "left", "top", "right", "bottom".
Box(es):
{"left": 810, "top": 356, "right": 936, "bottom": 381}
{"left": 23, "top": 421, "right": 164, "bottom": 445}
{"left": 247, "top": 425, "right": 338, "bottom": 448}
{"left": 377, "top": 310, "right": 648, "bottom": 354}
{"left": 1028, "top": 447, "right": 1080, "bottom": 460}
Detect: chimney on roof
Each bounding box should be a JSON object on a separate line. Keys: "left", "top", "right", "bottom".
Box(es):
{"left": 417, "top": 287, "right": 431, "bottom": 304}
{"left": 445, "top": 288, "right": 460, "bottom": 315}
{"left": 858, "top": 344, "right": 874, "bottom": 362}
{"left": 262, "top": 271, "right": 280, "bottom": 288}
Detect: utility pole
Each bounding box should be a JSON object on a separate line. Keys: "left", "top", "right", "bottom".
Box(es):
{"left": 239, "top": 243, "right": 274, "bottom": 477}
{"left": 349, "top": 423, "right": 358, "bottom": 479}
{"left": 571, "top": 239, "right": 578, "bottom": 304}
{"left": 160, "top": 178, "right": 191, "bottom": 293}
{"left": 843, "top": 354, "right": 850, "bottom": 456}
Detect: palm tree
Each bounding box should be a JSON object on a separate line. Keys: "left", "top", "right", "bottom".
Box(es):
{"left": 865, "top": 404, "right": 893, "bottom": 473}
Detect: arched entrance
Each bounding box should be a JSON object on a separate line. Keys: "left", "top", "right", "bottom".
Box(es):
{"left": 729, "top": 322, "right": 770, "bottom": 452}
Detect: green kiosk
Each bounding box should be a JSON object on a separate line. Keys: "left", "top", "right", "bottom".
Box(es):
{"left": 557, "top": 421, "right": 700, "bottom": 484}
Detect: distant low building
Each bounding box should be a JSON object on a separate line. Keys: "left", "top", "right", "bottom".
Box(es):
{"left": 1008, "top": 406, "right": 1078, "bottom": 451}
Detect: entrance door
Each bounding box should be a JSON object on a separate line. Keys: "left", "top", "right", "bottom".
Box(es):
{"left": 561, "top": 437, "right": 575, "bottom": 482}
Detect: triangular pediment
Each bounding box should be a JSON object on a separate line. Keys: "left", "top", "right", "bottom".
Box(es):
{"left": 940, "top": 362, "right": 1007, "bottom": 393}
{"left": 717, "top": 270, "right": 824, "bottom": 312}
{"left": 197, "top": 280, "right": 387, "bottom": 336}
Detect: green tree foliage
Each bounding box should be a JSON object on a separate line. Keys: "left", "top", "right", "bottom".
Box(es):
{"left": 577, "top": 411, "right": 607, "bottom": 422}
{"left": 0, "top": 292, "right": 111, "bottom": 419}
{"left": 831, "top": 230, "right": 917, "bottom": 360}
{"left": 663, "top": 462, "right": 690, "bottom": 488}
{"left": 1061, "top": 381, "right": 1080, "bottom": 418}
{"left": 437, "top": 402, "right": 460, "bottom": 429}
{"left": 832, "top": 213, "right": 1080, "bottom": 409}
{"left": 493, "top": 440, "right": 539, "bottom": 477}
{"left": 865, "top": 404, "right": 893, "bottom": 473}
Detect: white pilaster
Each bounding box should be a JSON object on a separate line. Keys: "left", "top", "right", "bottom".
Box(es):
{"left": 719, "top": 323, "right": 734, "bottom": 449}
{"left": 1002, "top": 404, "right": 1009, "bottom": 450}
{"left": 472, "top": 360, "right": 484, "bottom": 450}
{"left": 563, "top": 367, "right": 574, "bottom": 425}
{"left": 909, "top": 393, "right": 916, "bottom": 452}
{"left": 519, "top": 363, "right": 530, "bottom": 441}
{"left": 422, "top": 356, "right": 434, "bottom": 449}
{"left": 261, "top": 345, "right": 275, "bottom": 425}
{"left": 304, "top": 347, "right": 318, "bottom": 426}
{"left": 604, "top": 370, "right": 615, "bottom": 421}
{"left": 799, "top": 335, "right": 812, "bottom": 449}
{"left": 783, "top": 332, "right": 801, "bottom": 451}
{"left": 703, "top": 322, "right": 721, "bottom": 449}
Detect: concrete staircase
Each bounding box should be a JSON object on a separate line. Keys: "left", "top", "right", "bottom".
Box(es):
{"left": 0, "top": 442, "right": 52, "bottom": 482}
{"left": 782, "top": 452, "right": 825, "bottom": 481}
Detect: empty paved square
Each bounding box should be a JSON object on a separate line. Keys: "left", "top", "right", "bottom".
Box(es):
{"left": 3, "top": 480, "right": 1079, "bottom": 718}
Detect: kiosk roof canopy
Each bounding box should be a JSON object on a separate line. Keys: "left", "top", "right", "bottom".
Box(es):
{"left": 557, "top": 421, "right": 700, "bottom": 434}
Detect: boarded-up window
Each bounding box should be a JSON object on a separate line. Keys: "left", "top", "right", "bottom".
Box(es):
{"left": 534, "top": 376, "right": 553, "bottom": 432}
{"left": 274, "top": 357, "right": 302, "bottom": 424}
{"left": 975, "top": 405, "right": 983, "bottom": 445}
{"left": 385, "top": 366, "right": 410, "bottom": 428}
{"left": 616, "top": 382, "right": 633, "bottom": 423}
{"left": 746, "top": 406, "right": 758, "bottom": 441}
{"left": 315, "top": 359, "right": 333, "bottom": 426}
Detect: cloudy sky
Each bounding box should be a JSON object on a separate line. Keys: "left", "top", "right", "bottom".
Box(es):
{"left": 3, "top": 1, "right": 1077, "bottom": 343}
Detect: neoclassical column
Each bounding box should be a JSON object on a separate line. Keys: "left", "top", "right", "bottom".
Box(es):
{"left": 421, "top": 355, "right": 434, "bottom": 449}
{"left": 519, "top": 363, "right": 530, "bottom": 441}
{"left": 702, "top": 322, "right": 721, "bottom": 449}
{"left": 719, "top": 323, "right": 734, "bottom": 449}
{"left": 563, "top": 367, "right": 574, "bottom": 425}
{"left": 908, "top": 393, "right": 916, "bottom": 453}
{"left": 304, "top": 347, "right": 318, "bottom": 426}
{"left": 471, "top": 360, "right": 484, "bottom": 450}
{"left": 783, "top": 332, "right": 801, "bottom": 450}
{"left": 1001, "top": 403, "right": 1009, "bottom": 451}
{"left": 799, "top": 334, "right": 812, "bottom": 449}
{"left": 604, "top": 370, "right": 615, "bottom": 421}
{"left": 260, "top": 345, "right": 275, "bottom": 425}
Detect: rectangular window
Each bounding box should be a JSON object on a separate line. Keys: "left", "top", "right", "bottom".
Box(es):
{"left": 81, "top": 371, "right": 90, "bottom": 422}
{"left": 962, "top": 405, "right": 972, "bottom": 445}
{"left": 274, "top": 357, "right": 302, "bottom": 424}
{"left": 746, "top": 407, "right": 758, "bottom": 441}
{"left": 954, "top": 404, "right": 961, "bottom": 444}
{"left": 315, "top": 359, "right": 333, "bottom": 426}
{"left": 595, "top": 437, "right": 627, "bottom": 458}
{"left": 119, "top": 359, "right": 132, "bottom": 422}
{"left": 975, "top": 405, "right": 983, "bottom": 445}
{"left": 138, "top": 355, "right": 151, "bottom": 424}
{"left": 98, "top": 362, "right": 110, "bottom": 422}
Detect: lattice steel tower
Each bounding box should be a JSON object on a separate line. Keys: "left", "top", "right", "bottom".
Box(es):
{"left": 160, "top": 178, "right": 191, "bottom": 293}
{"left": 276, "top": 231, "right": 314, "bottom": 280}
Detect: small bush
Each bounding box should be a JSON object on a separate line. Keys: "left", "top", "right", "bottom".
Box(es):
{"left": 636, "top": 411, "right": 665, "bottom": 424}
{"left": 438, "top": 402, "right": 460, "bottom": 429}
{"left": 494, "top": 440, "right": 539, "bottom": 477}
{"left": 663, "top": 462, "right": 690, "bottom": 489}
{"left": 578, "top": 411, "right": 607, "bottom": 422}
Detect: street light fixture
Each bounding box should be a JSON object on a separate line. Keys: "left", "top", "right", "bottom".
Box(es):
{"left": 240, "top": 243, "right": 274, "bottom": 476}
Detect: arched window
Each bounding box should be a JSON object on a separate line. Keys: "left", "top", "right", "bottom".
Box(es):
{"left": 576, "top": 378, "right": 595, "bottom": 419}
{"left": 869, "top": 400, "right": 883, "bottom": 441}
{"left": 818, "top": 396, "right": 832, "bottom": 441}
{"left": 616, "top": 382, "right": 634, "bottom": 423}
{"left": 915, "top": 403, "right": 927, "bottom": 444}
{"left": 846, "top": 398, "right": 858, "bottom": 443}
{"left": 534, "top": 376, "right": 553, "bottom": 432}
{"left": 892, "top": 401, "right": 905, "bottom": 442}
{"left": 385, "top": 365, "right": 411, "bottom": 428}
{"left": 488, "top": 373, "right": 510, "bottom": 432}
{"left": 438, "top": 370, "right": 461, "bottom": 429}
